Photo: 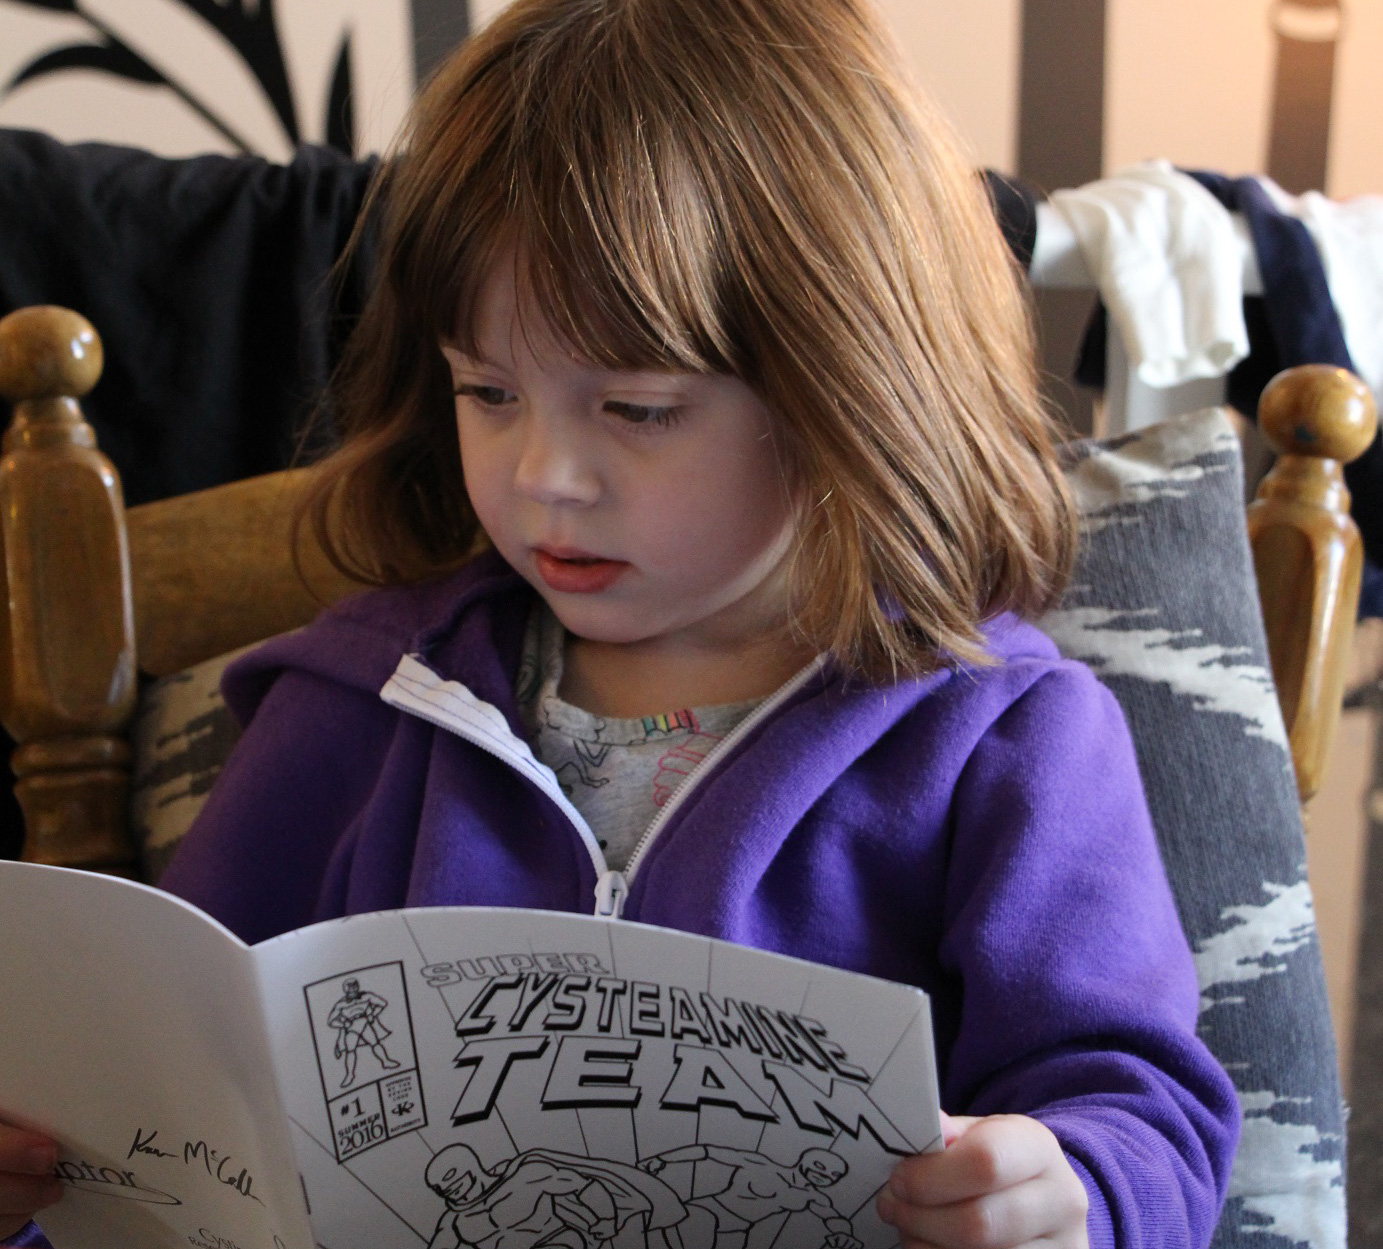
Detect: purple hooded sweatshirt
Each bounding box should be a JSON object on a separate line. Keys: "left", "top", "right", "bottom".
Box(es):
{"left": 145, "top": 550, "right": 1237, "bottom": 1249}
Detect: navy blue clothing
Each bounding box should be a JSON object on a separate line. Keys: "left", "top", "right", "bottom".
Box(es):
{"left": 0, "top": 128, "right": 377, "bottom": 507}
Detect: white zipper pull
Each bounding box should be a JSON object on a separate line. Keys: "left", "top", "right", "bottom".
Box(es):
{"left": 594, "top": 870, "right": 628, "bottom": 919}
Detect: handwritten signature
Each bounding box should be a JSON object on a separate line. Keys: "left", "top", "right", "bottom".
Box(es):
{"left": 126, "top": 1129, "right": 264, "bottom": 1206}
{"left": 127, "top": 1127, "right": 175, "bottom": 1160}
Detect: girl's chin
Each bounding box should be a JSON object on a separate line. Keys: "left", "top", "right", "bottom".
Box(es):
{"left": 534, "top": 596, "right": 667, "bottom": 647}
{"left": 542, "top": 614, "right": 654, "bottom": 647}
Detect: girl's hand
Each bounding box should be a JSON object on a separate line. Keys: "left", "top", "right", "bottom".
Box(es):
{"left": 0, "top": 1121, "right": 61, "bottom": 1241}
{"left": 876, "top": 1112, "right": 1089, "bottom": 1249}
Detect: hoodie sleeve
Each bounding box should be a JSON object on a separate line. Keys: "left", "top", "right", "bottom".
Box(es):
{"left": 939, "top": 664, "right": 1240, "bottom": 1249}
{"left": 157, "top": 665, "right": 402, "bottom": 944}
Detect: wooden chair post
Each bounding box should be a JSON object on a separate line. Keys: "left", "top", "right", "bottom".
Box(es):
{"left": 0, "top": 307, "right": 137, "bottom": 873}
{"left": 1248, "top": 364, "right": 1378, "bottom": 803}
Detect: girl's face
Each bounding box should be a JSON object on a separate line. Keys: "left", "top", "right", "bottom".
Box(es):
{"left": 443, "top": 264, "right": 798, "bottom": 655}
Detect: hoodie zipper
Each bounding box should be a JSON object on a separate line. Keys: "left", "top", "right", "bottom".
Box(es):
{"left": 380, "top": 652, "right": 824, "bottom": 919}
{"left": 603, "top": 657, "right": 826, "bottom": 905}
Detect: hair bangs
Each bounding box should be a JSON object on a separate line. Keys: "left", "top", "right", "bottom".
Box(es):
{"left": 427, "top": 1, "right": 743, "bottom": 380}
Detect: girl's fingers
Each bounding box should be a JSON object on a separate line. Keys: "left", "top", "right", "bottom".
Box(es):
{"left": 891, "top": 1115, "right": 1053, "bottom": 1207}
{"left": 882, "top": 1173, "right": 1084, "bottom": 1248}
{"left": 0, "top": 1123, "right": 62, "bottom": 1238}
{"left": 0, "top": 1131, "right": 56, "bottom": 1177}
{"left": 0, "top": 1128, "right": 63, "bottom": 1238}
{"left": 939, "top": 1111, "right": 981, "bottom": 1147}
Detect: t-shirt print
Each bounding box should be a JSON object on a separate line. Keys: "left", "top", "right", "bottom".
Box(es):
{"left": 516, "top": 606, "right": 761, "bottom": 870}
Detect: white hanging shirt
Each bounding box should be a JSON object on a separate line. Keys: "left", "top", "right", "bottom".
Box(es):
{"left": 1048, "top": 160, "right": 1250, "bottom": 388}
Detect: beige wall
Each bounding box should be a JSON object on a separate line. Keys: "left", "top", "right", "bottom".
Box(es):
{"left": 905, "top": 0, "right": 1383, "bottom": 194}
{"left": 1105, "top": 0, "right": 1274, "bottom": 178}
{"left": 474, "top": 0, "right": 1379, "bottom": 194}
{"left": 1327, "top": 1, "right": 1383, "bottom": 196}
{"left": 878, "top": 0, "right": 1021, "bottom": 173}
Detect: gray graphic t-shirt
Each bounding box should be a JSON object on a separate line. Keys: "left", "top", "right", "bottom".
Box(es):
{"left": 516, "top": 607, "right": 761, "bottom": 871}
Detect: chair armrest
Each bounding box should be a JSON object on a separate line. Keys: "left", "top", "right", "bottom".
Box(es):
{"left": 128, "top": 469, "right": 363, "bottom": 678}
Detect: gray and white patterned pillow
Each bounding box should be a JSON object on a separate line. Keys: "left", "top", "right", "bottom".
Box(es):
{"left": 131, "top": 647, "right": 247, "bottom": 882}
{"left": 129, "top": 409, "right": 1342, "bottom": 1247}
{"left": 1041, "top": 407, "right": 1344, "bottom": 1249}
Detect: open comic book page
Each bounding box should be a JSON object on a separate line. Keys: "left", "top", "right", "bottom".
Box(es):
{"left": 0, "top": 860, "right": 941, "bottom": 1249}
{"left": 0, "top": 862, "right": 313, "bottom": 1249}
{"left": 257, "top": 906, "right": 941, "bottom": 1249}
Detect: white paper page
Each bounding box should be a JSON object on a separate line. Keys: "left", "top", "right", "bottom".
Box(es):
{"left": 0, "top": 862, "right": 313, "bottom": 1249}
{"left": 253, "top": 905, "right": 940, "bottom": 1249}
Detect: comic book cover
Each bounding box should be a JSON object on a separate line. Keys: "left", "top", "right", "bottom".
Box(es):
{"left": 0, "top": 862, "right": 941, "bottom": 1249}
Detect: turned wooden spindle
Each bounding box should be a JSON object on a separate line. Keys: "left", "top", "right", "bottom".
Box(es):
{"left": 1248, "top": 364, "right": 1378, "bottom": 803}
{"left": 0, "top": 306, "right": 137, "bottom": 874}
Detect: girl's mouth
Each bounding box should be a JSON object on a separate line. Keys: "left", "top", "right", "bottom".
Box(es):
{"left": 533, "top": 548, "right": 630, "bottom": 594}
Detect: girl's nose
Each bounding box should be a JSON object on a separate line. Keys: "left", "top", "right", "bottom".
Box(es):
{"left": 513, "top": 415, "right": 601, "bottom": 507}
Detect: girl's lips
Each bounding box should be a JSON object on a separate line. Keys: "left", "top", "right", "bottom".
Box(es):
{"left": 533, "top": 549, "right": 630, "bottom": 593}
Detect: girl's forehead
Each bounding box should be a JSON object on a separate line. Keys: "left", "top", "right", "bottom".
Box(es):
{"left": 455, "top": 255, "right": 571, "bottom": 365}
{"left": 454, "top": 257, "right": 710, "bottom": 385}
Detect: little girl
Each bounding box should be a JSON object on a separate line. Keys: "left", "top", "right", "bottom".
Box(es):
{"left": 0, "top": 0, "right": 1239, "bottom": 1245}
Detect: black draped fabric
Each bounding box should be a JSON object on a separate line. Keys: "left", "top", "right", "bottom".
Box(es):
{"left": 0, "top": 129, "right": 378, "bottom": 859}
{"left": 982, "top": 169, "right": 1040, "bottom": 272}
{"left": 0, "top": 128, "right": 377, "bottom": 505}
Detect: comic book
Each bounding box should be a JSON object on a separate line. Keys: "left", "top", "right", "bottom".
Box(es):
{"left": 0, "top": 860, "right": 941, "bottom": 1249}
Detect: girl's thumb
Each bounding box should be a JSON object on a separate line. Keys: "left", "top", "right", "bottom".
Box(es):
{"left": 938, "top": 1110, "right": 982, "bottom": 1148}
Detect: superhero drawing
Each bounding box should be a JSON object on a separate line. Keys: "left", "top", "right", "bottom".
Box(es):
{"left": 305, "top": 961, "right": 427, "bottom": 1162}
{"left": 329, "top": 977, "right": 402, "bottom": 1089}
{"left": 639, "top": 1146, "right": 862, "bottom": 1249}
{"left": 423, "top": 1143, "right": 686, "bottom": 1249}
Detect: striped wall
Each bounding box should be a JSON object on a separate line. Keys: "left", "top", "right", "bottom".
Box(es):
{"left": 0, "top": 0, "right": 1377, "bottom": 198}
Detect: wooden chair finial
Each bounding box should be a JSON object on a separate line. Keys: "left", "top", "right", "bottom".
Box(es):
{"left": 0, "top": 306, "right": 137, "bottom": 874}
{"left": 1257, "top": 363, "right": 1376, "bottom": 464}
{"left": 1249, "top": 364, "right": 1379, "bottom": 803}
{"left": 0, "top": 306, "right": 103, "bottom": 404}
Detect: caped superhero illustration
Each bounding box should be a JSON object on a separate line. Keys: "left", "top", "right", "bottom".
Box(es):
{"left": 327, "top": 977, "right": 401, "bottom": 1088}
{"left": 424, "top": 1143, "right": 686, "bottom": 1249}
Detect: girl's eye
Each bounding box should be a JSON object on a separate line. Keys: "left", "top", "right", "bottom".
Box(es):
{"left": 604, "top": 401, "right": 681, "bottom": 427}
{"left": 454, "top": 383, "right": 515, "bottom": 406}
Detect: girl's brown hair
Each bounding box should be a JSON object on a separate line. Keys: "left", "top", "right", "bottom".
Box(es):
{"left": 307, "top": 0, "right": 1076, "bottom": 680}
